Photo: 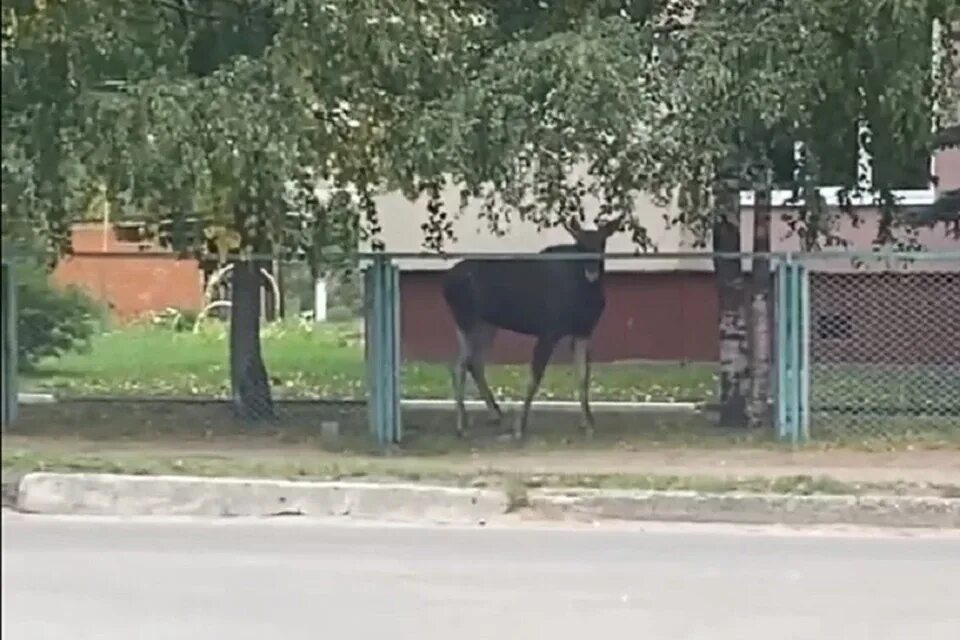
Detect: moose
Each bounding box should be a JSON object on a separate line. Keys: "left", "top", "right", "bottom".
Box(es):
{"left": 441, "top": 214, "right": 626, "bottom": 440}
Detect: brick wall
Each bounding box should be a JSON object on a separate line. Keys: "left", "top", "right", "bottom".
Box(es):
{"left": 51, "top": 223, "right": 203, "bottom": 322}
{"left": 400, "top": 269, "right": 960, "bottom": 366}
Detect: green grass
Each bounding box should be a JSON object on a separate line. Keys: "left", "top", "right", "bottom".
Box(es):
{"left": 24, "top": 320, "right": 718, "bottom": 402}
{"left": 20, "top": 321, "right": 960, "bottom": 445}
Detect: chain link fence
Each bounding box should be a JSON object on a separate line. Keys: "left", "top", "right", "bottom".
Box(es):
{"left": 9, "top": 250, "right": 960, "bottom": 447}
{"left": 804, "top": 253, "right": 960, "bottom": 442}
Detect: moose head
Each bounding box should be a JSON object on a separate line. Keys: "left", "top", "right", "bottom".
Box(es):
{"left": 562, "top": 214, "right": 627, "bottom": 282}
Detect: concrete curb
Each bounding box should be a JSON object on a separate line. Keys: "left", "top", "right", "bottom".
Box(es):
{"left": 15, "top": 473, "right": 508, "bottom": 524}
{"left": 527, "top": 488, "right": 960, "bottom": 529}
{"left": 13, "top": 473, "right": 960, "bottom": 529}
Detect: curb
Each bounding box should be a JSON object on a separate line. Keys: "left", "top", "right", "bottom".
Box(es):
{"left": 528, "top": 488, "right": 960, "bottom": 529}
{"left": 12, "top": 472, "right": 960, "bottom": 529}
{"left": 15, "top": 473, "right": 507, "bottom": 524}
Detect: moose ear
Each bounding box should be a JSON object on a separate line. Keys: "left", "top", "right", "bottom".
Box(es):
{"left": 562, "top": 216, "right": 583, "bottom": 239}
{"left": 601, "top": 214, "right": 628, "bottom": 238}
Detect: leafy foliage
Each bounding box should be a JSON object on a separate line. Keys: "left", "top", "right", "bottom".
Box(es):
{"left": 14, "top": 262, "right": 102, "bottom": 370}
{"left": 4, "top": 0, "right": 956, "bottom": 256}
{"left": 1, "top": 0, "right": 189, "bottom": 258}
{"left": 400, "top": 0, "right": 959, "bottom": 251}
{"left": 2, "top": 1, "right": 494, "bottom": 263}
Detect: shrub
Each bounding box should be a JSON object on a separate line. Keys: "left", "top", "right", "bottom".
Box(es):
{"left": 14, "top": 266, "right": 103, "bottom": 369}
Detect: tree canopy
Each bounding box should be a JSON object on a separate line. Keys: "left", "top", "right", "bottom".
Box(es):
{"left": 4, "top": 0, "right": 957, "bottom": 259}
{"left": 2, "top": 0, "right": 494, "bottom": 263}
{"left": 403, "top": 0, "right": 959, "bottom": 251}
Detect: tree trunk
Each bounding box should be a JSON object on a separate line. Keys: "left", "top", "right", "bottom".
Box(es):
{"left": 230, "top": 259, "right": 275, "bottom": 421}
{"left": 748, "top": 182, "right": 773, "bottom": 429}
{"left": 712, "top": 159, "right": 749, "bottom": 428}
{"left": 274, "top": 258, "right": 285, "bottom": 320}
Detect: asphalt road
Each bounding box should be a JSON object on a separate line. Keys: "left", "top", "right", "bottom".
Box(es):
{"left": 3, "top": 513, "right": 960, "bottom": 640}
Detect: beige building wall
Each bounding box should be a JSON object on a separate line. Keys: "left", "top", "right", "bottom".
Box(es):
{"left": 369, "top": 181, "right": 959, "bottom": 274}
{"left": 370, "top": 184, "right": 697, "bottom": 272}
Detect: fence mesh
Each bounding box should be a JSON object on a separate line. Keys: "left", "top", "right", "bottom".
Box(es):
{"left": 11, "top": 250, "right": 960, "bottom": 447}
{"left": 804, "top": 254, "right": 960, "bottom": 442}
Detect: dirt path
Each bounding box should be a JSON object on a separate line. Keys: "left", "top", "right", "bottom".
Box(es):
{"left": 5, "top": 436, "right": 959, "bottom": 486}
{"left": 473, "top": 449, "right": 960, "bottom": 485}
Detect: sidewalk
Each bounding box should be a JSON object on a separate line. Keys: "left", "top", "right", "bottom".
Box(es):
{"left": 4, "top": 435, "right": 959, "bottom": 489}
{"left": 6, "top": 435, "right": 960, "bottom": 528}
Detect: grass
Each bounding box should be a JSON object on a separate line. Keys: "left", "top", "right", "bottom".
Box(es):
{"left": 5, "top": 445, "right": 952, "bottom": 498}
{"left": 18, "top": 320, "right": 959, "bottom": 446}
{"left": 24, "top": 319, "right": 718, "bottom": 403}
{"left": 812, "top": 363, "right": 960, "bottom": 415}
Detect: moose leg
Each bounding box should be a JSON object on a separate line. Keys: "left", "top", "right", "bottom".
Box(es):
{"left": 515, "top": 336, "right": 558, "bottom": 441}
{"left": 572, "top": 337, "right": 595, "bottom": 438}
{"left": 466, "top": 322, "right": 503, "bottom": 425}
{"left": 452, "top": 328, "right": 472, "bottom": 437}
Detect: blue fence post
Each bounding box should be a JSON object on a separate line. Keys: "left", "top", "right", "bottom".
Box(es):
{"left": 774, "top": 257, "right": 787, "bottom": 438}
{"left": 797, "top": 260, "right": 811, "bottom": 441}
{"left": 363, "top": 255, "right": 402, "bottom": 447}
{"left": 363, "top": 260, "right": 380, "bottom": 441}
{"left": 388, "top": 261, "right": 402, "bottom": 443}
{"left": 788, "top": 260, "right": 802, "bottom": 444}
{"left": 775, "top": 258, "right": 793, "bottom": 440}
{"left": 774, "top": 256, "right": 810, "bottom": 444}
{"left": 1, "top": 261, "right": 17, "bottom": 430}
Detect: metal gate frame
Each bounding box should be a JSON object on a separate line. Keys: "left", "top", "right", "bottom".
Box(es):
{"left": 361, "top": 252, "right": 816, "bottom": 448}
{"left": 1, "top": 260, "right": 17, "bottom": 429}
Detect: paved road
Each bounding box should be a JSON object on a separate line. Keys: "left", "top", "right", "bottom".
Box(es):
{"left": 3, "top": 513, "right": 960, "bottom": 640}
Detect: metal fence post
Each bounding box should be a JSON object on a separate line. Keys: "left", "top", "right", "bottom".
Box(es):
{"left": 798, "top": 261, "right": 811, "bottom": 441}
{"left": 775, "top": 258, "right": 793, "bottom": 440}
{"left": 774, "top": 257, "right": 810, "bottom": 444}
{"left": 388, "top": 261, "right": 402, "bottom": 443}
{"left": 363, "top": 255, "right": 401, "bottom": 447}
{"left": 775, "top": 257, "right": 796, "bottom": 442}
{"left": 1, "top": 261, "right": 17, "bottom": 430}
{"left": 363, "top": 260, "right": 380, "bottom": 441}
{"left": 788, "top": 260, "right": 802, "bottom": 444}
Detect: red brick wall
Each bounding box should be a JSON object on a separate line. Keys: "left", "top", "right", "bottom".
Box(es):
{"left": 399, "top": 270, "right": 720, "bottom": 364}
{"left": 400, "top": 269, "right": 960, "bottom": 366}
{"left": 51, "top": 224, "right": 203, "bottom": 322}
